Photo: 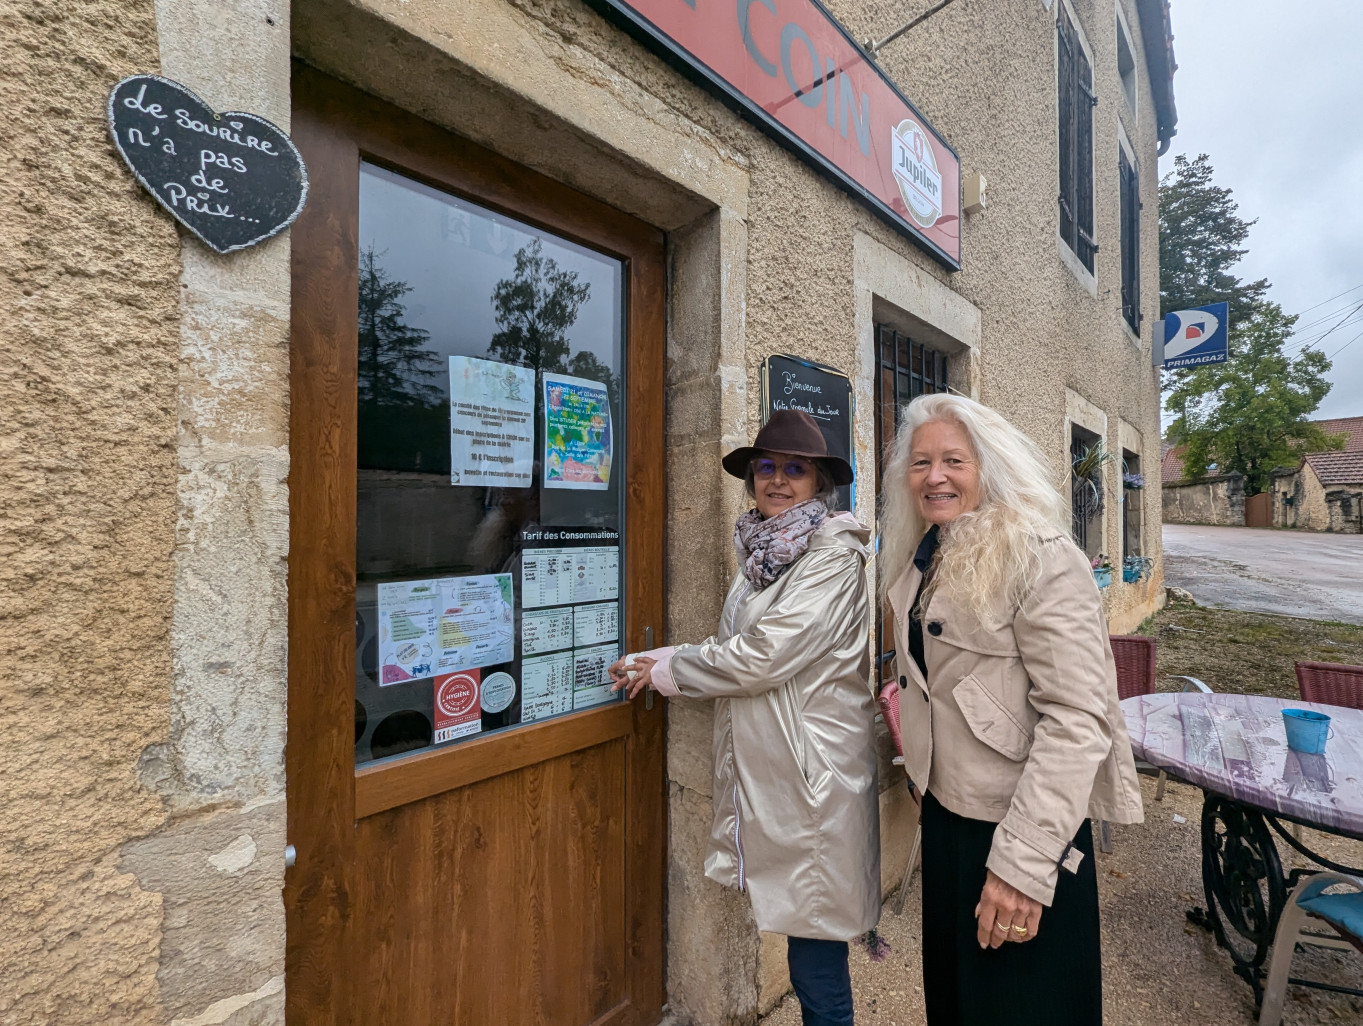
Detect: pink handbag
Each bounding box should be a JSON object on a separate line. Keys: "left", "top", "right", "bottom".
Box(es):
{"left": 878, "top": 678, "right": 905, "bottom": 767}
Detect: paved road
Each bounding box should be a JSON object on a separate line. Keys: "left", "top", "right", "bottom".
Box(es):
{"left": 1163, "top": 524, "right": 1363, "bottom": 624}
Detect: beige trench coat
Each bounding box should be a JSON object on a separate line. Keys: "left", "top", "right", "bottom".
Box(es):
{"left": 655, "top": 515, "right": 880, "bottom": 941}
{"left": 886, "top": 534, "right": 1143, "bottom": 906}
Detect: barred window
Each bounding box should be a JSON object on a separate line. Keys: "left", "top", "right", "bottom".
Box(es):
{"left": 1119, "top": 148, "right": 1141, "bottom": 333}
{"left": 874, "top": 324, "right": 949, "bottom": 675}
{"left": 1122, "top": 449, "right": 1142, "bottom": 560}
{"left": 1070, "top": 424, "right": 1102, "bottom": 559}
{"left": 1058, "top": 6, "right": 1096, "bottom": 273}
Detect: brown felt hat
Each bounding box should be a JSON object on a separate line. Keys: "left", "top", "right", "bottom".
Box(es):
{"left": 721, "top": 409, "right": 854, "bottom": 486}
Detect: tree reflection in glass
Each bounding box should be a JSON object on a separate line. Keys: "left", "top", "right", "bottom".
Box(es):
{"left": 353, "top": 162, "right": 626, "bottom": 766}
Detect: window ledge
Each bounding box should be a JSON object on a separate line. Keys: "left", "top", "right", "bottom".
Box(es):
{"left": 1057, "top": 231, "right": 1098, "bottom": 298}
{"left": 1121, "top": 317, "right": 1142, "bottom": 350}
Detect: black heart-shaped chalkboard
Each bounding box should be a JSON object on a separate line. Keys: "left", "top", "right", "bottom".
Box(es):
{"left": 108, "top": 75, "right": 309, "bottom": 254}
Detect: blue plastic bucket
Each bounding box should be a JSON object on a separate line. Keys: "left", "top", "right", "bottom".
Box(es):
{"left": 1282, "top": 709, "right": 1332, "bottom": 755}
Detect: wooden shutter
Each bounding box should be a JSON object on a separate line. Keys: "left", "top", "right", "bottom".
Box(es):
{"left": 1119, "top": 150, "right": 1141, "bottom": 331}
{"left": 1057, "top": 11, "right": 1075, "bottom": 250}
{"left": 1075, "top": 33, "right": 1096, "bottom": 272}
{"left": 1057, "top": 6, "right": 1096, "bottom": 273}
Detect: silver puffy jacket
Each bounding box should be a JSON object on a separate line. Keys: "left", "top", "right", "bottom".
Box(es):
{"left": 667, "top": 514, "right": 880, "bottom": 941}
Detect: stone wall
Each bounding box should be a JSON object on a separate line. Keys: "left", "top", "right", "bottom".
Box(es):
{"left": 0, "top": 1, "right": 292, "bottom": 1024}
{"left": 0, "top": 2, "right": 180, "bottom": 1021}
{"left": 1163, "top": 474, "right": 1246, "bottom": 527}
{"left": 839, "top": 0, "right": 1166, "bottom": 635}
{"left": 1326, "top": 490, "right": 1363, "bottom": 534}
{"left": 1271, "top": 464, "right": 1361, "bottom": 533}
{"left": 1273, "top": 469, "right": 1303, "bottom": 528}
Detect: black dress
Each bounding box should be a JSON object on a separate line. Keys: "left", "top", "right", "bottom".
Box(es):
{"left": 907, "top": 528, "right": 1103, "bottom": 1026}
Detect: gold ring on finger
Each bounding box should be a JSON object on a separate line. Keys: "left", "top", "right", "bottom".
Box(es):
{"left": 1012, "top": 925, "right": 1029, "bottom": 936}
{"left": 994, "top": 921, "right": 1010, "bottom": 934}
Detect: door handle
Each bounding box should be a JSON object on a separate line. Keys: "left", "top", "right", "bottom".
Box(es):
{"left": 284, "top": 843, "right": 297, "bottom": 868}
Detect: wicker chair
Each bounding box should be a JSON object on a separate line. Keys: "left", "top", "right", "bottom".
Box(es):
{"left": 1295, "top": 660, "right": 1363, "bottom": 710}
{"left": 1111, "top": 634, "right": 1157, "bottom": 702}
{"left": 1100, "top": 636, "right": 1211, "bottom": 852}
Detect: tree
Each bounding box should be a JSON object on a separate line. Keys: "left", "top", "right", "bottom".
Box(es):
{"left": 488, "top": 239, "right": 592, "bottom": 374}
{"left": 1165, "top": 303, "right": 1342, "bottom": 495}
{"left": 358, "top": 246, "right": 442, "bottom": 407}
{"left": 1159, "top": 153, "right": 1269, "bottom": 324}
{"left": 356, "top": 246, "right": 446, "bottom": 472}
{"left": 487, "top": 239, "right": 619, "bottom": 406}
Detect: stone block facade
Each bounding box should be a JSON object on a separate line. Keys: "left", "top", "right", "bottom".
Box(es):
{"left": 2, "top": 0, "right": 1172, "bottom": 1022}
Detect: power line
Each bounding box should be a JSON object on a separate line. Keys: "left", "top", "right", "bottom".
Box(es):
{"left": 1325, "top": 326, "right": 1363, "bottom": 362}
{"left": 1292, "top": 297, "right": 1363, "bottom": 333}
{"left": 1291, "top": 300, "right": 1363, "bottom": 354}
{"left": 1286, "top": 311, "right": 1363, "bottom": 354}
{"left": 1291, "top": 280, "right": 1363, "bottom": 318}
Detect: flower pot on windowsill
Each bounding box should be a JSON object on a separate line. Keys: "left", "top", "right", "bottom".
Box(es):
{"left": 1122, "top": 555, "right": 1153, "bottom": 584}
{"left": 1093, "top": 567, "right": 1112, "bottom": 589}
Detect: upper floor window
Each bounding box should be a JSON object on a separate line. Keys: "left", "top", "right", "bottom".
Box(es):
{"left": 1119, "top": 147, "right": 1141, "bottom": 333}
{"left": 874, "top": 324, "right": 949, "bottom": 671}
{"left": 1057, "top": 5, "right": 1096, "bottom": 273}
{"left": 1116, "top": 9, "right": 1138, "bottom": 114}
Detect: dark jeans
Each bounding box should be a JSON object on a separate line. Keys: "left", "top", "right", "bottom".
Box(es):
{"left": 787, "top": 936, "right": 853, "bottom": 1026}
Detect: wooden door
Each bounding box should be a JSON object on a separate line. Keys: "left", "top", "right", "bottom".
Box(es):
{"left": 1245, "top": 491, "right": 1272, "bottom": 528}
{"left": 285, "top": 66, "right": 666, "bottom": 1026}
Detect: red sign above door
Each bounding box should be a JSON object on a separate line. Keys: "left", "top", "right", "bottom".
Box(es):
{"left": 590, "top": 0, "right": 962, "bottom": 269}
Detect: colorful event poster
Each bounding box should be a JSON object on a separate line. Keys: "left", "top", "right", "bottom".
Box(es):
{"left": 433, "top": 670, "right": 481, "bottom": 743}
{"left": 543, "top": 373, "right": 612, "bottom": 490}
{"left": 449, "top": 355, "right": 535, "bottom": 487}
{"left": 377, "top": 573, "right": 515, "bottom": 685}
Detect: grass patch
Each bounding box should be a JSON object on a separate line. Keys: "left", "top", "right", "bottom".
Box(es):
{"left": 1133, "top": 602, "right": 1363, "bottom": 698}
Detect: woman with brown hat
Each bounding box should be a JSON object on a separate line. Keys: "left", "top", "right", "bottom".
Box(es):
{"left": 610, "top": 409, "right": 879, "bottom": 1026}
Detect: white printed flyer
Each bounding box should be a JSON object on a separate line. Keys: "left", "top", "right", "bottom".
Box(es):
{"left": 377, "top": 573, "right": 515, "bottom": 684}
{"left": 521, "top": 546, "right": 619, "bottom": 609}
{"left": 521, "top": 650, "right": 574, "bottom": 722}
{"left": 449, "top": 355, "right": 535, "bottom": 487}
{"left": 572, "top": 642, "right": 619, "bottom": 710}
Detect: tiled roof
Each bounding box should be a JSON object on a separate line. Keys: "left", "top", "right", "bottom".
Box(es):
{"left": 1304, "top": 450, "right": 1363, "bottom": 486}
{"left": 1161, "top": 445, "right": 1186, "bottom": 484}
{"left": 1314, "top": 416, "right": 1363, "bottom": 452}
{"left": 1162, "top": 417, "right": 1360, "bottom": 486}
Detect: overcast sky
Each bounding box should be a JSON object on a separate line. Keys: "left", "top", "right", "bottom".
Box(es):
{"left": 1161, "top": 0, "right": 1363, "bottom": 420}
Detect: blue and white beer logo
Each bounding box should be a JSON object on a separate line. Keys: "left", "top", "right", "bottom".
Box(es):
{"left": 892, "top": 118, "right": 942, "bottom": 229}
{"left": 1163, "top": 301, "right": 1230, "bottom": 369}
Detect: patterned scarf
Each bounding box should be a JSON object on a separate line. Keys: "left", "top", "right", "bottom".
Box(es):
{"left": 733, "top": 498, "right": 829, "bottom": 588}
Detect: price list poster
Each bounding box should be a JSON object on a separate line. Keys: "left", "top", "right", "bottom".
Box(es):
{"left": 518, "top": 528, "right": 621, "bottom": 719}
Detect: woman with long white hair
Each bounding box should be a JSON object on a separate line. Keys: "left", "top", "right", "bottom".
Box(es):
{"left": 880, "top": 393, "right": 1142, "bottom": 1024}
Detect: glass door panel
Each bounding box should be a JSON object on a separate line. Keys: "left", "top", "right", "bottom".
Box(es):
{"left": 353, "top": 162, "right": 626, "bottom": 767}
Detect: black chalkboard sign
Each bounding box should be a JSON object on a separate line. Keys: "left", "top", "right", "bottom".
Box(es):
{"left": 761, "top": 354, "right": 855, "bottom": 512}
{"left": 107, "top": 75, "right": 308, "bottom": 254}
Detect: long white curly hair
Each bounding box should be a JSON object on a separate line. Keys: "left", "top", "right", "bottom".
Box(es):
{"left": 877, "top": 394, "right": 1069, "bottom": 622}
